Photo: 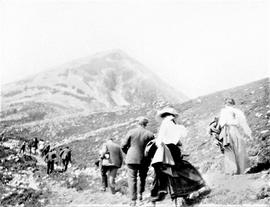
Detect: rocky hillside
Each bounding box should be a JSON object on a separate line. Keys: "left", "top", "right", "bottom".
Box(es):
{"left": 1, "top": 50, "right": 187, "bottom": 122}
{"left": 2, "top": 78, "right": 268, "bottom": 169}
{"left": 0, "top": 76, "right": 269, "bottom": 206}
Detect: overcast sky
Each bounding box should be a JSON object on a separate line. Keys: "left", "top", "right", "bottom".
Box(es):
{"left": 0, "top": 0, "right": 269, "bottom": 98}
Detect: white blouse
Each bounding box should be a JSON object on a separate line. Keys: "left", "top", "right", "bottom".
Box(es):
{"left": 156, "top": 115, "right": 188, "bottom": 145}
{"left": 219, "top": 105, "right": 252, "bottom": 138}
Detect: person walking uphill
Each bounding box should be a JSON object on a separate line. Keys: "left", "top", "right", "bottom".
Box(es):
{"left": 147, "top": 107, "right": 210, "bottom": 207}
{"left": 218, "top": 98, "right": 251, "bottom": 175}
{"left": 60, "top": 146, "right": 72, "bottom": 172}
{"left": 100, "top": 137, "right": 123, "bottom": 194}
{"left": 121, "top": 117, "right": 155, "bottom": 207}
{"left": 45, "top": 148, "right": 58, "bottom": 174}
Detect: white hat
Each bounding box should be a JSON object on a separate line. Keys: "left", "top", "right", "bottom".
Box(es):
{"left": 156, "top": 107, "right": 179, "bottom": 121}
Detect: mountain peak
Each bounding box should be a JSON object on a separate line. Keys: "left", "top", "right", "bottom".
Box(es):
{"left": 94, "top": 49, "right": 128, "bottom": 58}
{"left": 1, "top": 51, "right": 188, "bottom": 119}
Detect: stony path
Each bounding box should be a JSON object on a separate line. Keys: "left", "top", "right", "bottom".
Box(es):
{"left": 45, "top": 170, "right": 270, "bottom": 206}
{"left": 2, "top": 141, "right": 269, "bottom": 206}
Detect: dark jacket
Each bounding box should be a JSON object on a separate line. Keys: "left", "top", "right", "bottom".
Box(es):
{"left": 121, "top": 126, "right": 154, "bottom": 164}
{"left": 60, "top": 148, "right": 72, "bottom": 161}
{"left": 45, "top": 150, "right": 58, "bottom": 162}
{"left": 100, "top": 140, "right": 123, "bottom": 168}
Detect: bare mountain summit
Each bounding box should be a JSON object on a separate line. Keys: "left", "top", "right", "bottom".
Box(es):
{"left": 1, "top": 50, "right": 187, "bottom": 120}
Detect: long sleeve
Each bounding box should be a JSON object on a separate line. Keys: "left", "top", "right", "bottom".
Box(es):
{"left": 121, "top": 132, "right": 131, "bottom": 154}
{"left": 119, "top": 148, "right": 123, "bottom": 166}
{"left": 237, "top": 110, "right": 252, "bottom": 138}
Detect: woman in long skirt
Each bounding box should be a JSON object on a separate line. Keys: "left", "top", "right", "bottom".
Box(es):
{"left": 148, "top": 107, "right": 210, "bottom": 206}
{"left": 218, "top": 98, "right": 251, "bottom": 175}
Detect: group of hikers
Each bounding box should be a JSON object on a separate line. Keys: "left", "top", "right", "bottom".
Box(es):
{"left": 97, "top": 98, "right": 253, "bottom": 207}
{"left": 19, "top": 138, "right": 72, "bottom": 174}
{"left": 10, "top": 96, "right": 252, "bottom": 206}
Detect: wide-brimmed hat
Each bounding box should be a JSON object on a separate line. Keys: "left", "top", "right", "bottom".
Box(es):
{"left": 156, "top": 107, "right": 179, "bottom": 121}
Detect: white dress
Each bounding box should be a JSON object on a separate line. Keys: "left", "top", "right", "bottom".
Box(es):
{"left": 219, "top": 106, "right": 251, "bottom": 174}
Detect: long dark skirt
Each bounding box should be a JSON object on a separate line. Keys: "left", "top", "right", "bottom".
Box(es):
{"left": 151, "top": 144, "right": 205, "bottom": 201}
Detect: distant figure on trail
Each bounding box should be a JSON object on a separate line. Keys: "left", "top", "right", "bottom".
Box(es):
{"left": 60, "top": 146, "right": 72, "bottom": 172}
{"left": 208, "top": 117, "right": 224, "bottom": 153}
{"left": 29, "top": 137, "right": 39, "bottom": 155}
{"left": 38, "top": 139, "right": 45, "bottom": 155}
{"left": 99, "top": 137, "right": 123, "bottom": 194}
{"left": 218, "top": 98, "right": 251, "bottom": 175}
{"left": 19, "top": 141, "right": 27, "bottom": 154}
{"left": 147, "top": 107, "right": 210, "bottom": 207}
{"left": 45, "top": 148, "right": 58, "bottom": 174}
{"left": 121, "top": 117, "right": 154, "bottom": 206}
{"left": 33, "top": 137, "right": 39, "bottom": 154}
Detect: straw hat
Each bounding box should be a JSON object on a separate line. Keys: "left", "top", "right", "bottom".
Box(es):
{"left": 156, "top": 107, "right": 179, "bottom": 121}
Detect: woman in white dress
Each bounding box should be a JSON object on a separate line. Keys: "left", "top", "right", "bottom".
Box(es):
{"left": 218, "top": 98, "right": 251, "bottom": 175}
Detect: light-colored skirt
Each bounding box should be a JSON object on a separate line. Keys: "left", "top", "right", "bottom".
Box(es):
{"left": 221, "top": 125, "right": 250, "bottom": 175}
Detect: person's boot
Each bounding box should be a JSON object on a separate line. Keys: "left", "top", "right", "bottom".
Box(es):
{"left": 198, "top": 185, "right": 211, "bottom": 196}
{"left": 110, "top": 186, "right": 116, "bottom": 194}
{"left": 138, "top": 194, "right": 143, "bottom": 206}
{"left": 138, "top": 194, "right": 143, "bottom": 201}
{"left": 187, "top": 191, "right": 199, "bottom": 200}
{"left": 100, "top": 187, "right": 106, "bottom": 192}
{"left": 150, "top": 201, "right": 156, "bottom": 207}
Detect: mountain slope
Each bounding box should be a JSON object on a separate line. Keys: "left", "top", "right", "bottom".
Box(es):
{"left": 1, "top": 50, "right": 187, "bottom": 122}
{"left": 1, "top": 78, "right": 268, "bottom": 169}
{"left": 0, "top": 78, "right": 269, "bottom": 206}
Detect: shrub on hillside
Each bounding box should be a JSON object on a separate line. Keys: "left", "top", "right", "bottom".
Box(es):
{"left": 1, "top": 188, "right": 47, "bottom": 207}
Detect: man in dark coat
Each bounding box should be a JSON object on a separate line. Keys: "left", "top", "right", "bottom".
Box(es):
{"left": 60, "top": 146, "right": 72, "bottom": 172}
{"left": 121, "top": 117, "right": 154, "bottom": 206}
{"left": 45, "top": 149, "right": 58, "bottom": 174}
{"left": 28, "top": 137, "right": 39, "bottom": 155}
{"left": 100, "top": 137, "right": 123, "bottom": 194}
{"left": 19, "top": 141, "right": 27, "bottom": 154}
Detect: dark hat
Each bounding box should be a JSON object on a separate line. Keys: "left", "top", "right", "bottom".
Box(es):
{"left": 136, "top": 116, "right": 149, "bottom": 126}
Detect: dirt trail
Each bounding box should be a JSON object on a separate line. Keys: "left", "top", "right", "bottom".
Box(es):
{"left": 2, "top": 138, "right": 269, "bottom": 206}
{"left": 45, "top": 168, "right": 270, "bottom": 206}
{"left": 201, "top": 171, "right": 269, "bottom": 204}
